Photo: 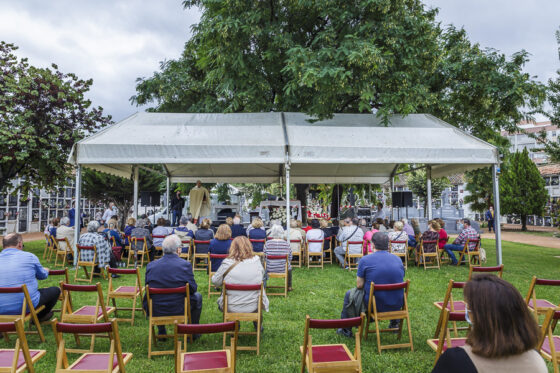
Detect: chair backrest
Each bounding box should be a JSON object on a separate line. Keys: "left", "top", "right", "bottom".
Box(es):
{"left": 0, "top": 284, "right": 34, "bottom": 317}
{"left": 49, "top": 268, "right": 70, "bottom": 283}
{"left": 107, "top": 268, "right": 142, "bottom": 294}
{"left": 193, "top": 240, "right": 211, "bottom": 253}
{"left": 176, "top": 321, "right": 237, "bottom": 336}
{"left": 465, "top": 238, "right": 481, "bottom": 251}
{"left": 346, "top": 240, "right": 364, "bottom": 254}
{"left": 146, "top": 285, "right": 190, "bottom": 320}
{"left": 0, "top": 318, "right": 35, "bottom": 373}
{"left": 368, "top": 280, "right": 410, "bottom": 316}
{"left": 468, "top": 264, "right": 504, "bottom": 280}
{"left": 60, "top": 282, "right": 109, "bottom": 322}
{"left": 525, "top": 276, "right": 560, "bottom": 306}
{"left": 223, "top": 283, "right": 263, "bottom": 314}
{"left": 308, "top": 316, "right": 363, "bottom": 330}
{"left": 76, "top": 245, "right": 97, "bottom": 262}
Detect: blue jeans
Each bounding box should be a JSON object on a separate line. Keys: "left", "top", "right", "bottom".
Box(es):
{"left": 443, "top": 244, "right": 464, "bottom": 264}
{"left": 172, "top": 210, "right": 182, "bottom": 226}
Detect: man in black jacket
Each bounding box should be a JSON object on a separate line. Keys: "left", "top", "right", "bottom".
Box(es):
{"left": 171, "top": 191, "right": 185, "bottom": 226}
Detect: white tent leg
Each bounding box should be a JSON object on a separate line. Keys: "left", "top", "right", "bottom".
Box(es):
{"left": 133, "top": 166, "right": 139, "bottom": 220}
{"left": 285, "top": 165, "right": 291, "bottom": 239}
{"left": 427, "top": 165, "right": 432, "bottom": 220}
{"left": 166, "top": 177, "right": 170, "bottom": 221}
{"left": 73, "top": 165, "right": 82, "bottom": 266}
{"left": 493, "top": 164, "right": 502, "bottom": 265}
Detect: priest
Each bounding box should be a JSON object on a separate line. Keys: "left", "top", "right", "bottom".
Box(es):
{"left": 189, "top": 180, "right": 211, "bottom": 223}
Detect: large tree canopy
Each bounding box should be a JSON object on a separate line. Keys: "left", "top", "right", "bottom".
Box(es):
{"left": 0, "top": 42, "right": 111, "bottom": 194}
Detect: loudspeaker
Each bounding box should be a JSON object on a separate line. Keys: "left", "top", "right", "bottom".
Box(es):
{"left": 150, "top": 192, "right": 160, "bottom": 206}
{"left": 140, "top": 191, "right": 151, "bottom": 207}
{"left": 392, "top": 191, "right": 413, "bottom": 208}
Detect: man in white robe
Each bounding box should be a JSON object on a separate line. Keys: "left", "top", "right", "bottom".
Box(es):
{"left": 189, "top": 180, "right": 211, "bottom": 223}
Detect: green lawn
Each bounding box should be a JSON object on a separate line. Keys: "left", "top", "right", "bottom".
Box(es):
{"left": 2, "top": 239, "right": 558, "bottom": 372}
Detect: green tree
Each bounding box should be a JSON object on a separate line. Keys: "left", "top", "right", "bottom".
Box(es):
{"left": 0, "top": 42, "right": 111, "bottom": 194}
{"left": 407, "top": 170, "right": 449, "bottom": 216}
{"left": 500, "top": 149, "right": 547, "bottom": 231}
{"left": 463, "top": 168, "right": 493, "bottom": 213}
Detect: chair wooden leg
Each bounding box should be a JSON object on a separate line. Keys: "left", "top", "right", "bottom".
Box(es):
{"left": 30, "top": 312, "right": 45, "bottom": 343}
{"left": 374, "top": 317, "right": 382, "bottom": 354}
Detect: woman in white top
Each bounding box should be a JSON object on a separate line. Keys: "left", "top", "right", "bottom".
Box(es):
{"left": 306, "top": 219, "right": 325, "bottom": 253}
{"left": 212, "top": 236, "right": 269, "bottom": 314}
{"left": 288, "top": 220, "right": 304, "bottom": 253}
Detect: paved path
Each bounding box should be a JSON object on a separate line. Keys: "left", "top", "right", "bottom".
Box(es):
{"left": 479, "top": 231, "right": 560, "bottom": 249}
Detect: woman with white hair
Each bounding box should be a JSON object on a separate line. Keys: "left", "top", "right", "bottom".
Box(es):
{"left": 388, "top": 221, "right": 408, "bottom": 254}
{"left": 56, "top": 216, "right": 75, "bottom": 253}
{"left": 264, "top": 224, "right": 292, "bottom": 291}
{"left": 130, "top": 218, "right": 154, "bottom": 262}
{"left": 230, "top": 216, "right": 246, "bottom": 238}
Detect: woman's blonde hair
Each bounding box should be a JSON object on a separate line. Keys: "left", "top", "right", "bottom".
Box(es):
{"left": 290, "top": 220, "right": 298, "bottom": 228}
{"left": 430, "top": 220, "right": 441, "bottom": 231}
{"left": 319, "top": 219, "right": 328, "bottom": 228}
{"left": 200, "top": 218, "right": 211, "bottom": 229}
{"left": 215, "top": 224, "right": 232, "bottom": 240}
{"left": 393, "top": 221, "right": 403, "bottom": 231}
{"left": 225, "top": 217, "right": 233, "bottom": 226}
{"left": 296, "top": 220, "right": 303, "bottom": 228}
{"left": 229, "top": 236, "right": 255, "bottom": 261}
{"left": 127, "top": 217, "right": 136, "bottom": 226}
{"left": 251, "top": 217, "right": 263, "bottom": 229}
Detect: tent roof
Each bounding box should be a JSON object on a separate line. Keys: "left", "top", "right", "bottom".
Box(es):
{"left": 70, "top": 112, "right": 498, "bottom": 183}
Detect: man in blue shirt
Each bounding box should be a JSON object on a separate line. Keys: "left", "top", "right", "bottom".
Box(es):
{"left": 338, "top": 232, "right": 404, "bottom": 337}
{"left": 0, "top": 233, "right": 60, "bottom": 322}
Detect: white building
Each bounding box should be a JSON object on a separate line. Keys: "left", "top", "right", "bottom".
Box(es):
{"left": 502, "top": 121, "right": 558, "bottom": 164}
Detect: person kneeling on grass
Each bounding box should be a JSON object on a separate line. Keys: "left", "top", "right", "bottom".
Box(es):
{"left": 337, "top": 233, "right": 405, "bottom": 337}
{"left": 143, "top": 235, "right": 202, "bottom": 339}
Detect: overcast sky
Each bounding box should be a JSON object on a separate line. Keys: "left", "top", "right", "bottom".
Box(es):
{"left": 0, "top": 0, "right": 558, "bottom": 122}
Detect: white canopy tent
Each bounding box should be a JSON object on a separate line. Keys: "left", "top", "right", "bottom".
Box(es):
{"left": 70, "top": 112, "right": 502, "bottom": 264}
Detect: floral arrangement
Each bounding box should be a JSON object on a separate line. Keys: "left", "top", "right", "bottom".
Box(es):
{"left": 270, "top": 206, "right": 287, "bottom": 224}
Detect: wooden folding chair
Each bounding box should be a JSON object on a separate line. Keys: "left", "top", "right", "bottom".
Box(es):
{"left": 152, "top": 235, "right": 167, "bottom": 260}
{"left": 389, "top": 240, "right": 409, "bottom": 270}
{"left": 53, "top": 319, "right": 132, "bottom": 372}
{"left": 48, "top": 268, "right": 69, "bottom": 317}
{"left": 179, "top": 239, "right": 192, "bottom": 261}
{"left": 208, "top": 254, "right": 228, "bottom": 298}
{"left": 468, "top": 264, "right": 504, "bottom": 280}
{"left": 364, "top": 280, "right": 413, "bottom": 353}
{"left": 54, "top": 237, "right": 73, "bottom": 268}
{"left": 433, "top": 279, "right": 467, "bottom": 338}
{"left": 110, "top": 237, "right": 123, "bottom": 263}
{"left": 300, "top": 314, "right": 365, "bottom": 373}
{"left": 0, "top": 285, "right": 46, "bottom": 343}
{"left": 323, "top": 236, "right": 334, "bottom": 265}
{"left": 249, "top": 239, "right": 266, "bottom": 254}
{"left": 438, "top": 237, "right": 449, "bottom": 263}
{"left": 538, "top": 307, "right": 560, "bottom": 373}
{"left": 456, "top": 238, "right": 481, "bottom": 268}
{"left": 290, "top": 239, "right": 303, "bottom": 268}
{"left": 174, "top": 321, "right": 239, "bottom": 373}
{"left": 106, "top": 268, "right": 145, "bottom": 326}
{"left": 43, "top": 234, "right": 54, "bottom": 260}
{"left": 127, "top": 237, "right": 150, "bottom": 268}
{"left": 419, "top": 239, "right": 440, "bottom": 270}
{"left": 427, "top": 309, "right": 467, "bottom": 367}
{"left": 75, "top": 245, "right": 106, "bottom": 283}
{"left": 192, "top": 240, "right": 211, "bottom": 271}
{"left": 0, "top": 319, "right": 46, "bottom": 373}
{"left": 60, "top": 282, "right": 115, "bottom": 353}
{"left": 146, "top": 285, "right": 191, "bottom": 358}
{"left": 307, "top": 240, "right": 324, "bottom": 269}
{"left": 525, "top": 276, "right": 560, "bottom": 320}
{"left": 266, "top": 254, "right": 289, "bottom": 297}
{"left": 222, "top": 283, "right": 263, "bottom": 355}
{"left": 345, "top": 241, "right": 364, "bottom": 271}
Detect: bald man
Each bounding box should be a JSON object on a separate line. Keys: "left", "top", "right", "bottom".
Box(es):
{"left": 0, "top": 233, "right": 60, "bottom": 322}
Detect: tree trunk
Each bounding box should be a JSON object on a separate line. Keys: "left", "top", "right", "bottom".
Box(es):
{"left": 295, "top": 184, "right": 309, "bottom": 224}
{"left": 330, "top": 185, "right": 343, "bottom": 220}
{"left": 521, "top": 214, "right": 527, "bottom": 231}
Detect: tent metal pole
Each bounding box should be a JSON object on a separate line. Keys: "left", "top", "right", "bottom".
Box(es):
{"left": 285, "top": 164, "right": 291, "bottom": 239}
{"left": 390, "top": 177, "right": 394, "bottom": 221}
{"left": 73, "top": 165, "right": 81, "bottom": 266}
{"left": 166, "top": 177, "right": 170, "bottom": 221}
{"left": 427, "top": 165, "right": 432, "bottom": 220}
{"left": 133, "top": 166, "right": 139, "bottom": 220}
{"left": 493, "top": 164, "right": 503, "bottom": 265}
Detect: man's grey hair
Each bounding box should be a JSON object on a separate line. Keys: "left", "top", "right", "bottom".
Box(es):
{"left": 87, "top": 220, "right": 100, "bottom": 233}
{"left": 162, "top": 234, "right": 181, "bottom": 254}
{"left": 179, "top": 216, "right": 189, "bottom": 225}
{"left": 60, "top": 217, "right": 70, "bottom": 226}
{"left": 135, "top": 218, "right": 146, "bottom": 228}
{"left": 233, "top": 216, "right": 241, "bottom": 224}
{"left": 269, "top": 224, "right": 285, "bottom": 239}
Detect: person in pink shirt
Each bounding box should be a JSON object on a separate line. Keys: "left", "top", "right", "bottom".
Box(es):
{"left": 363, "top": 222, "right": 380, "bottom": 254}
{"left": 436, "top": 218, "right": 448, "bottom": 250}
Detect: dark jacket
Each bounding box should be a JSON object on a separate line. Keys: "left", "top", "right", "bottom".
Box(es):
{"left": 194, "top": 229, "right": 214, "bottom": 254}
{"left": 248, "top": 228, "right": 266, "bottom": 252}
{"left": 209, "top": 238, "right": 232, "bottom": 272}
{"left": 171, "top": 195, "right": 185, "bottom": 212}
{"left": 143, "top": 254, "right": 197, "bottom": 316}
{"left": 230, "top": 224, "right": 247, "bottom": 238}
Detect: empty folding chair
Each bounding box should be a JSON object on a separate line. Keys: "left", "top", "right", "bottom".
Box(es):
{"left": 106, "top": 268, "right": 145, "bottom": 325}
{"left": 75, "top": 245, "right": 105, "bottom": 283}
{"left": 433, "top": 280, "right": 467, "bottom": 338}
{"left": 300, "top": 314, "right": 365, "bottom": 373}
{"left": 0, "top": 285, "right": 46, "bottom": 343}
{"left": 525, "top": 276, "right": 560, "bottom": 319}
{"left": 174, "top": 321, "right": 239, "bottom": 373}
{"left": 0, "top": 318, "right": 46, "bottom": 373}
{"left": 364, "top": 280, "right": 413, "bottom": 353}
{"left": 537, "top": 307, "right": 560, "bottom": 373}
{"left": 53, "top": 319, "right": 132, "bottom": 372}
{"left": 468, "top": 264, "right": 504, "bottom": 280}
{"left": 427, "top": 309, "right": 468, "bottom": 367}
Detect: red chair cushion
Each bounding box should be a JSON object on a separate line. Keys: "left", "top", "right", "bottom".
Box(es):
{"left": 435, "top": 301, "right": 466, "bottom": 311}
{"left": 74, "top": 306, "right": 112, "bottom": 317}
{"left": 71, "top": 353, "right": 130, "bottom": 370}
{"left": 115, "top": 286, "right": 138, "bottom": 293}
{"left": 0, "top": 350, "right": 41, "bottom": 369}
{"left": 310, "top": 345, "right": 351, "bottom": 363}
{"left": 529, "top": 299, "right": 556, "bottom": 309}
{"left": 183, "top": 351, "right": 228, "bottom": 371}
{"left": 541, "top": 336, "right": 560, "bottom": 355}
{"left": 431, "top": 338, "right": 467, "bottom": 350}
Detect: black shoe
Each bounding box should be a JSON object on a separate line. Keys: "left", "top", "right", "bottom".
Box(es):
{"left": 111, "top": 274, "right": 121, "bottom": 279}
{"left": 192, "top": 334, "right": 201, "bottom": 341}
{"left": 38, "top": 311, "right": 54, "bottom": 323}
{"left": 336, "top": 328, "right": 353, "bottom": 338}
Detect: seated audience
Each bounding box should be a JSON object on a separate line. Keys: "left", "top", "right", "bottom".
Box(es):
{"left": 186, "top": 216, "right": 198, "bottom": 233}
{"left": 330, "top": 219, "right": 340, "bottom": 236}
{"left": 409, "top": 218, "right": 421, "bottom": 248}
{"left": 194, "top": 218, "right": 214, "bottom": 254}
{"left": 338, "top": 233, "right": 404, "bottom": 337}
{"left": 363, "top": 222, "right": 380, "bottom": 254}
{"left": 306, "top": 219, "right": 325, "bottom": 253}
{"left": 334, "top": 218, "right": 365, "bottom": 268}
{"left": 212, "top": 236, "right": 269, "bottom": 314}
{"left": 288, "top": 220, "right": 304, "bottom": 253}
{"left": 388, "top": 221, "right": 409, "bottom": 254}
{"left": 103, "top": 221, "right": 123, "bottom": 248}
{"left": 436, "top": 218, "right": 448, "bottom": 251}
{"left": 225, "top": 217, "right": 233, "bottom": 227}
{"left": 402, "top": 218, "right": 416, "bottom": 248}
{"left": 143, "top": 235, "right": 202, "bottom": 337}
{"left": 44, "top": 217, "right": 58, "bottom": 239}
{"left": 376, "top": 218, "right": 388, "bottom": 232}
{"left": 130, "top": 218, "right": 154, "bottom": 262}
{"left": 124, "top": 217, "right": 136, "bottom": 246}
{"left": 418, "top": 220, "right": 440, "bottom": 262}
{"left": 56, "top": 217, "right": 75, "bottom": 252}
{"left": 152, "top": 217, "right": 171, "bottom": 248}
{"left": 78, "top": 221, "right": 119, "bottom": 277}
{"left": 247, "top": 217, "right": 266, "bottom": 252}
{"left": 173, "top": 216, "right": 194, "bottom": 242}
{"left": 443, "top": 219, "right": 479, "bottom": 265}
{"left": 432, "top": 274, "right": 547, "bottom": 373}
{"left": 264, "top": 225, "right": 292, "bottom": 291}
{"left": 0, "top": 233, "right": 60, "bottom": 322}
{"left": 230, "top": 216, "right": 246, "bottom": 238}
{"left": 50, "top": 217, "right": 60, "bottom": 237}
{"left": 320, "top": 219, "right": 333, "bottom": 252}
{"left": 209, "top": 224, "right": 232, "bottom": 272}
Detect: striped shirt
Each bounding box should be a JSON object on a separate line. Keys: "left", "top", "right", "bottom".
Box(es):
{"left": 264, "top": 239, "right": 292, "bottom": 273}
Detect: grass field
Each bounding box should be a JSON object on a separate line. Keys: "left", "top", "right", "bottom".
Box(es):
{"left": 1, "top": 239, "right": 558, "bottom": 372}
